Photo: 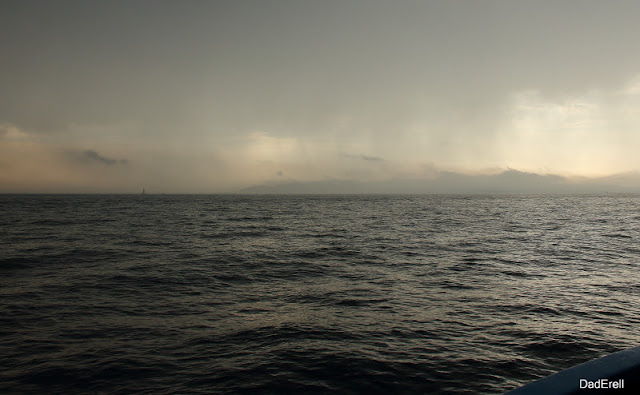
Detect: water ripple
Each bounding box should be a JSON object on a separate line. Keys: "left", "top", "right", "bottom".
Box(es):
{"left": 1, "top": 194, "right": 639, "bottom": 393}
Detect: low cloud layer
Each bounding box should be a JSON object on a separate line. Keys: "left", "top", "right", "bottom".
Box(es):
{"left": 82, "top": 150, "right": 127, "bottom": 166}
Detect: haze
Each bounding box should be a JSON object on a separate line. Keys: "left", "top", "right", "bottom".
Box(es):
{"left": 2, "top": 1, "right": 640, "bottom": 193}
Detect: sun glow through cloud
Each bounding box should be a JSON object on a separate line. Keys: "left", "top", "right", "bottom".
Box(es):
{"left": 498, "top": 82, "right": 640, "bottom": 177}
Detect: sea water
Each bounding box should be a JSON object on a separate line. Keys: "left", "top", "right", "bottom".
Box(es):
{"left": 1, "top": 194, "right": 639, "bottom": 393}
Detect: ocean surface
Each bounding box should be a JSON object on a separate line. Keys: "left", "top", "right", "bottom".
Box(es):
{"left": 1, "top": 194, "right": 639, "bottom": 394}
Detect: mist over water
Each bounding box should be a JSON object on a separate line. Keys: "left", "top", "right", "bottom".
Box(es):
{"left": 1, "top": 194, "right": 639, "bottom": 393}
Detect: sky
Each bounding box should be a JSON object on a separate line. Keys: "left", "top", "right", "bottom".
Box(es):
{"left": 2, "top": 0, "right": 640, "bottom": 193}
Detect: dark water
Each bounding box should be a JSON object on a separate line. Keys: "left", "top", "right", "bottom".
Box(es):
{"left": 1, "top": 194, "right": 639, "bottom": 394}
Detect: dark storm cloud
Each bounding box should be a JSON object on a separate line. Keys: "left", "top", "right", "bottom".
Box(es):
{"left": 4, "top": 0, "right": 639, "bottom": 136}
{"left": 81, "top": 150, "right": 127, "bottom": 166}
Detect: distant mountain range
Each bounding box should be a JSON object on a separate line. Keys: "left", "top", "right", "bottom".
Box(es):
{"left": 240, "top": 169, "right": 640, "bottom": 194}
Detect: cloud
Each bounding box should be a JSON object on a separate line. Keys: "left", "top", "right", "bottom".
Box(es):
{"left": 4, "top": 0, "right": 640, "bottom": 193}
{"left": 497, "top": 80, "right": 640, "bottom": 176}
{"left": 360, "top": 155, "right": 385, "bottom": 162}
{"left": 340, "top": 153, "right": 385, "bottom": 162}
{"left": 81, "top": 150, "right": 127, "bottom": 166}
{"left": 0, "top": 123, "right": 30, "bottom": 140}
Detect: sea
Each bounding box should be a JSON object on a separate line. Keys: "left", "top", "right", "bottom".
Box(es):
{"left": 1, "top": 194, "right": 639, "bottom": 394}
